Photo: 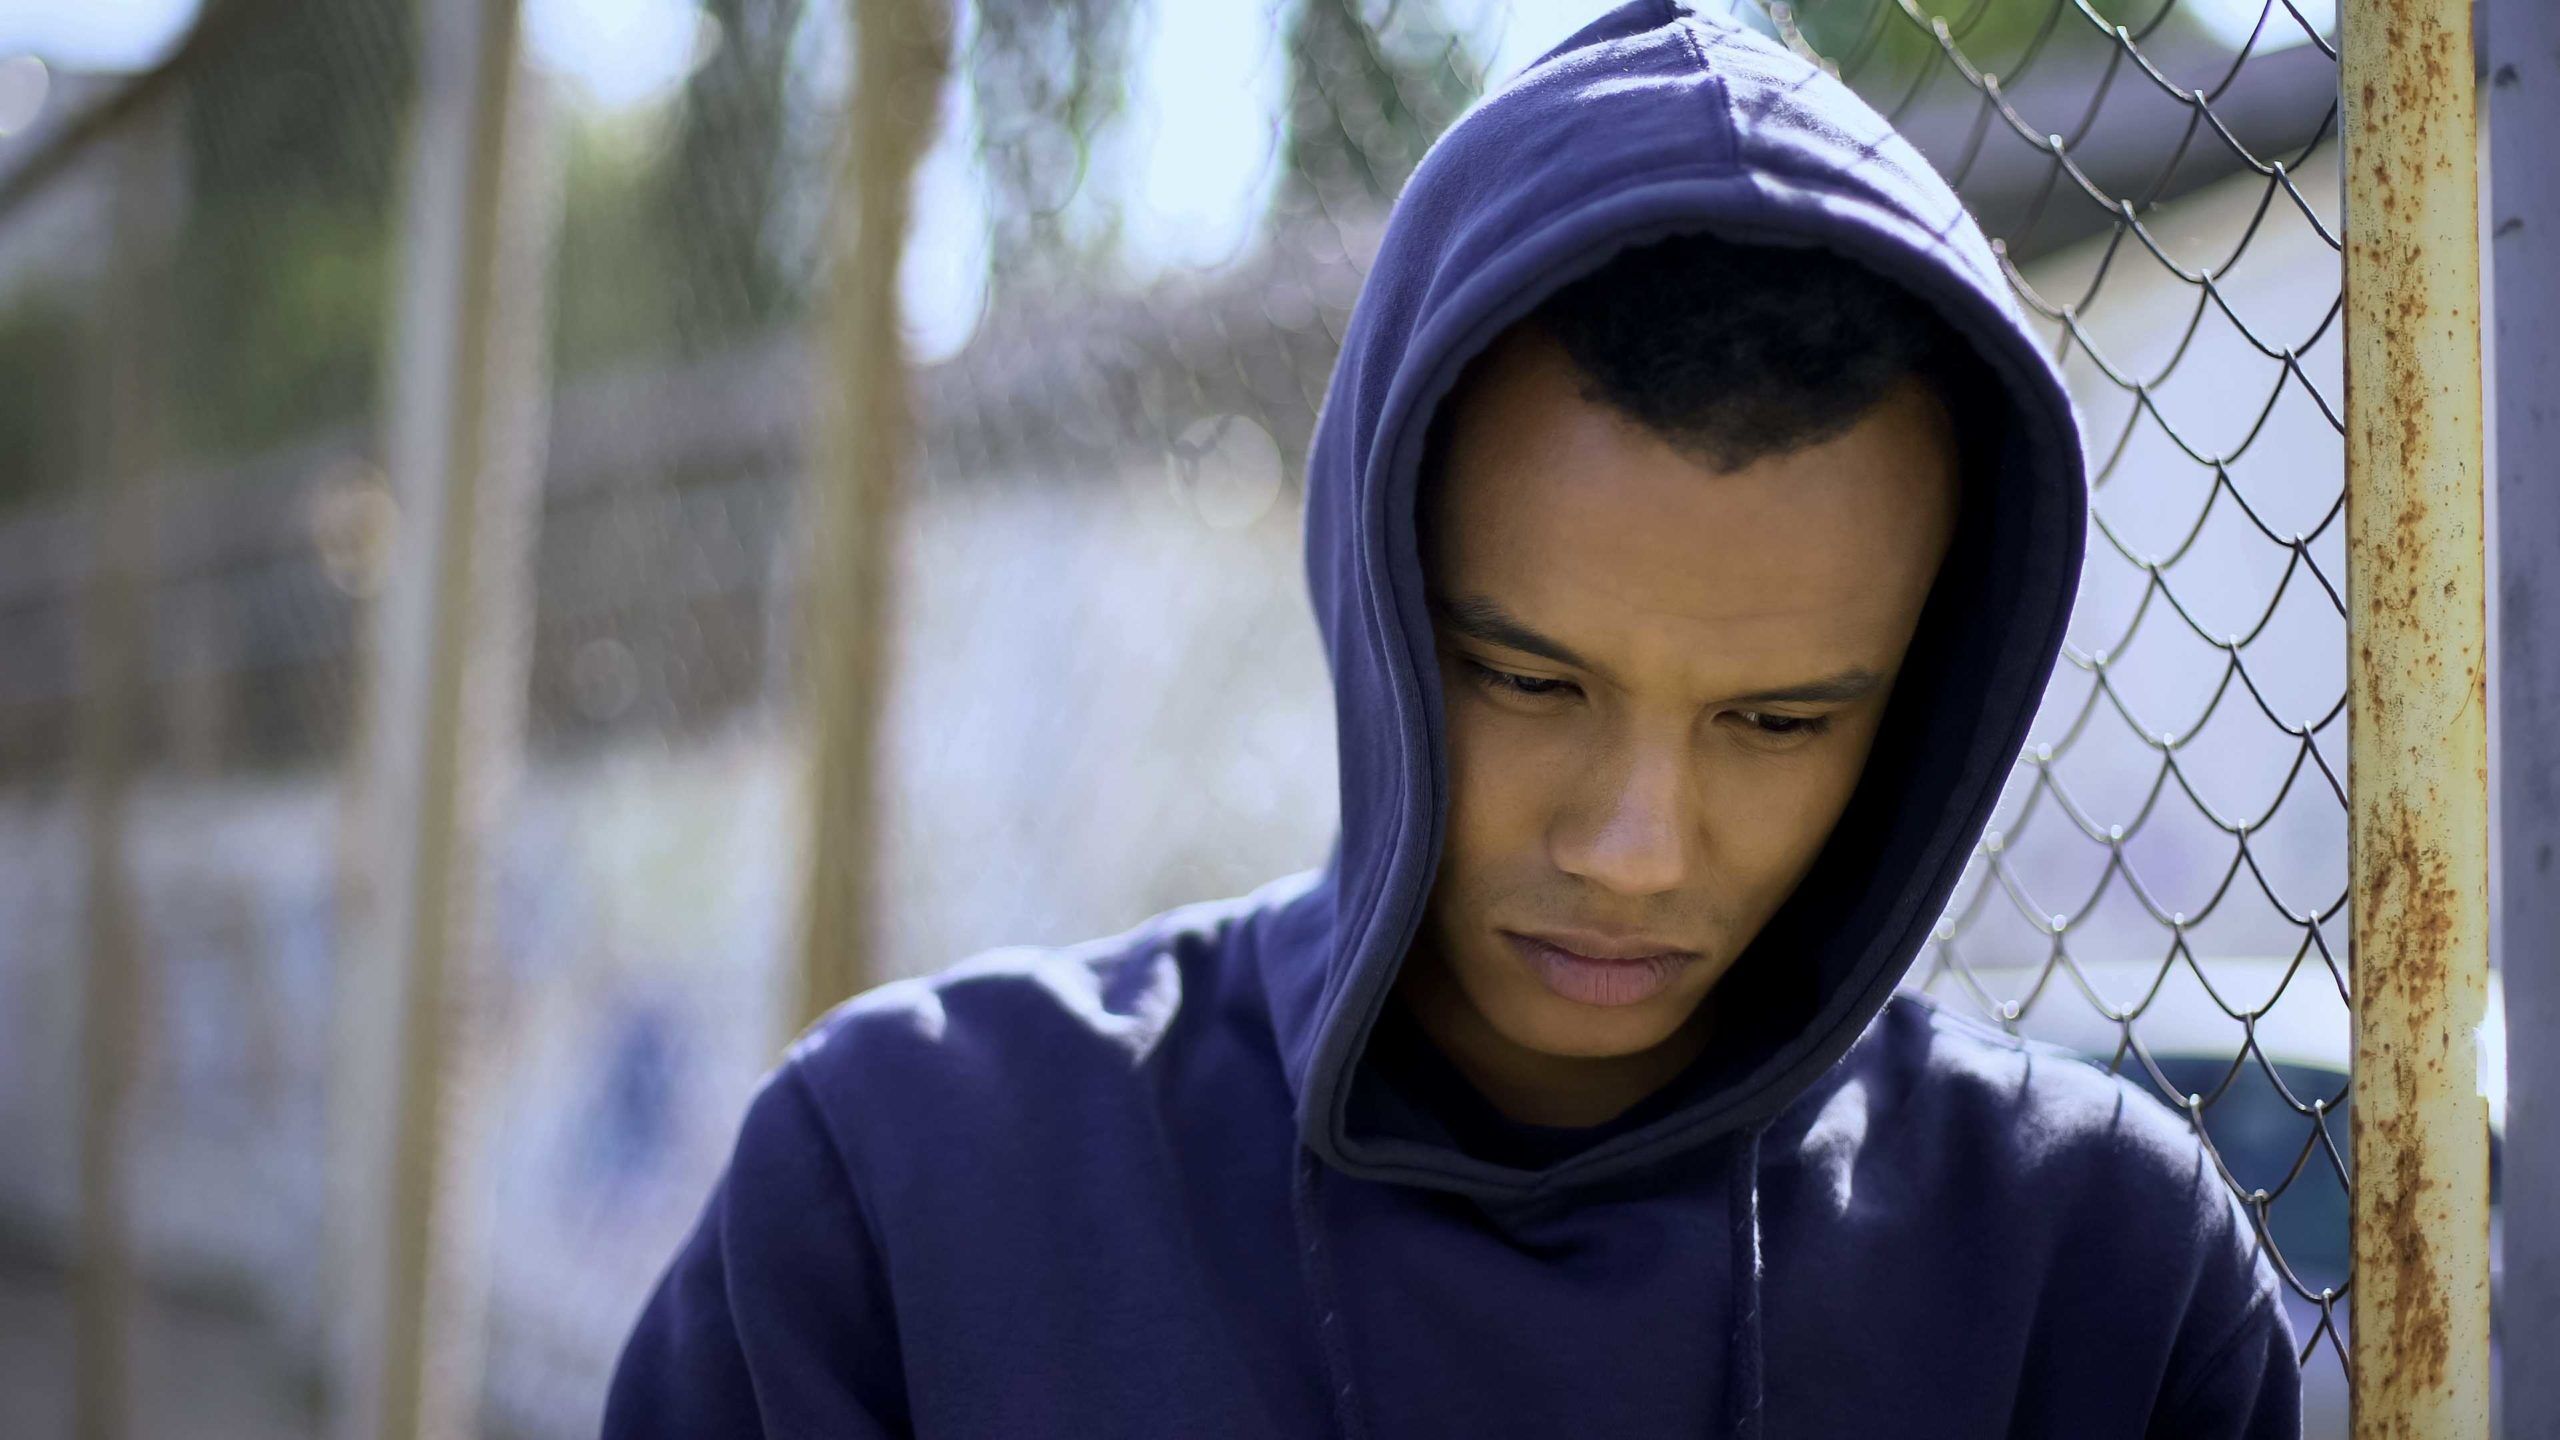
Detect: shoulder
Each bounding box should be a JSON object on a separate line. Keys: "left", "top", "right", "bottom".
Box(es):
{"left": 1824, "top": 992, "right": 2282, "bottom": 1314}
{"left": 1787, "top": 991, "right": 2263, "bottom": 1271}
{"left": 772, "top": 877, "right": 1304, "bottom": 1174}
{"left": 1766, "top": 994, "right": 2294, "bottom": 1415}
{"left": 1856, "top": 990, "right": 2220, "bottom": 1188}
{"left": 1878, "top": 994, "right": 2301, "bottom": 1412}
{"left": 791, "top": 881, "right": 1288, "bottom": 1070}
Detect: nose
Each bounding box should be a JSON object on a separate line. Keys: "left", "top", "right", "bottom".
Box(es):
{"left": 1548, "top": 736, "right": 1695, "bottom": 898}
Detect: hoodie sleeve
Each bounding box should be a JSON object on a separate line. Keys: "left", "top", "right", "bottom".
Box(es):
{"left": 602, "top": 1060, "right": 910, "bottom": 1439}
{"left": 2132, "top": 1144, "right": 2301, "bottom": 1440}
{"left": 2150, "top": 1291, "right": 2300, "bottom": 1440}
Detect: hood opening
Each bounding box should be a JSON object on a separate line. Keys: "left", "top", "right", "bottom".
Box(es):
{"left": 1259, "top": 0, "right": 2087, "bottom": 1201}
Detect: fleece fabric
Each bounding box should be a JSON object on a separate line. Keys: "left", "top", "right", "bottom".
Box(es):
{"left": 603, "top": 3, "right": 2299, "bottom": 1435}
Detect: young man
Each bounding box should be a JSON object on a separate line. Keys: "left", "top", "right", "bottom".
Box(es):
{"left": 606, "top": 3, "right": 2298, "bottom": 1436}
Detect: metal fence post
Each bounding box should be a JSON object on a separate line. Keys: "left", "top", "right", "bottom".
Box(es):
{"left": 328, "top": 1, "right": 543, "bottom": 1436}
{"left": 70, "top": 95, "right": 180, "bottom": 1440}
{"left": 2342, "top": 0, "right": 2496, "bottom": 1434}
{"left": 793, "top": 0, "right": 950, "bottom": 1032}
{"left": 2486, "top": 0, "right": 2560, "bottom": 1430}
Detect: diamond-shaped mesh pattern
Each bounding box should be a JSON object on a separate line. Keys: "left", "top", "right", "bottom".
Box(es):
{"left": 1765, "top": 0, "right": 2357, "bottom": 1403}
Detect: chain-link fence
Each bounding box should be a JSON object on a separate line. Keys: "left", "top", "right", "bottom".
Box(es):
{"left": 0, "top": 1, "right": 2498, "bottom": 1437}
{"left": 1785, "top": 0, "right": 2365, "bottom": 1420}
{"left": 0, "top": 6, "right": 417, "bottom": 1435}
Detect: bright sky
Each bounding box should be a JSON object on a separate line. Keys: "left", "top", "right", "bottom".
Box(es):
{"left": 0, "top": 0, "right": 201, "bottom": 71}
{"left": 525, "top": 0, "right": 718, "bottom": 109}
{"left": 897, "top": 0, "right": 1617, "bottom": 358}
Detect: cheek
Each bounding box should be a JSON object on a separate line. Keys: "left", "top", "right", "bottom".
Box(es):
{"left": 1709, "top": 722, "right": 1886, "bottom": 880}
{"left": 1437, "top": 690, "right": 1570, "bottom": 862}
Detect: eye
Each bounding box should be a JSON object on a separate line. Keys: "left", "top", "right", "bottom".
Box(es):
{"left": 1736, "top": 710, "right": 1832, "bottom": 740}
{"left": 1461, "top": 659, "right": 1578, "bottom": 702}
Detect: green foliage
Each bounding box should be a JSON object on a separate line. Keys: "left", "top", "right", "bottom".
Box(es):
{"left": 0, "top": 299, "right": 83, "bottom": 508}
{"left": 968, "top": 0, "right": 1136, "bottom": 299}
{"left": 652, "top": 0, "right": 810, "bottom": 351}
{"left": 167, "top": 0, "right": 414, "bottom": 459}
{"left": 1276, "top": 0, "right": 1482, "bottom": 219}
{"left": 1779, "top": 0, "right": 2172, "bottom": 105}
{"left": 172, "top": 199, "right": 393, "bottom": 456}
{"left": 553, "top": 117, "right": 687, "bottom": 374}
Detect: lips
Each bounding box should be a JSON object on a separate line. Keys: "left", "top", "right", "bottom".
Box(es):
{"left": 1503, "top": 930, "right": 1700, "bottom": 1008}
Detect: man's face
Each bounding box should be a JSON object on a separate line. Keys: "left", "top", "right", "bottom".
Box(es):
{"left": 1402, "top": 327, "right": 1961, "bottom": 1123}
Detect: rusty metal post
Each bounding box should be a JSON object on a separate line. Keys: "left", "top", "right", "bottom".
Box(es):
{"left": 2341, "top": 1, "right": 2495, "bottom": 1435}
{"left": 71, "top": 95, "right": 179, "bottom": 1440}
{"left": 792, "top": 0, "right": 950, "bottom": 1031}
{"left": 329, "top": 1, "right": 545, "bottom": 1436}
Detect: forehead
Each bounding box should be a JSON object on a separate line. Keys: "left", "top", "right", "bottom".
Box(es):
{"left": 1424, "top": 330, "right": 1960, "bottom": 676}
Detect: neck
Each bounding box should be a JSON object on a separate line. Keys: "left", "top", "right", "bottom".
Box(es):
{"left": 1391, "top": 957, "right": 1717, "bottom": 1127}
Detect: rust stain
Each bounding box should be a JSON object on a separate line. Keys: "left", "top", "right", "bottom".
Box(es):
{"left": 2361, "top": 806, "right": 2456, "bottom": 1012}
{"left": 2367, "top": 1111, "right": 2453, "bottom": 1400}
{"left": 2356, "top": 803, "right": 2461, "bottom": 1400}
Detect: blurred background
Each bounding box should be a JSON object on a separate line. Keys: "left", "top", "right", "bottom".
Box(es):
{"left": 0, "top": 0, "right": 2506, "bottom": 1436}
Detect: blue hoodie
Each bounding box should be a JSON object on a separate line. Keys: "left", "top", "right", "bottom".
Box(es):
{"left": 604, "top": 4, "right": 2299, "bottom": 1436}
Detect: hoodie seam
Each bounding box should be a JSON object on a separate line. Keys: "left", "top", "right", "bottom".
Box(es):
{"left": 1724, "top": 1123, "right": 1768, "bottom": 1439}
{"left": 769, "top": 1058, "right": 918, "bottom": 1425}
{"left": 2154, "top": 1293, "right": 2283, "bottom": 1427}
{"left": 780, "top": 1059, "right": 898, "bottom": 1271}
{"left": 1669, "top": 11, "right": 1743, "bottom": 171}
{"left": 1291, "top": 1147, "right": 1370, "bottom": 1440}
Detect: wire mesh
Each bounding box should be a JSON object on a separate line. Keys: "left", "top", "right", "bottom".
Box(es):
{"left": 0, "top": 4, "right": 414, "bottom": 1434}
{"left": 1772, "top": 0, "right": 2363, "bottom": 1420}
{"left": 0, "top": 1, "right": 2375, "bottom": 1435}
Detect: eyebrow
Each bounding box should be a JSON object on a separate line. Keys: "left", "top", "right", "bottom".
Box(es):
{"left": 1726, "top": 670, "right": 1883, "bottom": 706}
{"left": 1429, "top": 591, "right": 1884, "bottom": 705}
{"left": 1432, "top": 592, "right": 1596, "bottom": 672}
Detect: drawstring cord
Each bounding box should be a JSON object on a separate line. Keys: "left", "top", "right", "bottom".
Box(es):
{"left": 1293, "top": 1146, "right": 1369, "bottom": 1440}
{"left": 1724, "top": 1123, "right": 1767, "bottom": 1439}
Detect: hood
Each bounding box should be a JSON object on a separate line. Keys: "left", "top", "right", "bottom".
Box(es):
{"left": 1258, "top": 0, "right": 2087, "bottom": 1199}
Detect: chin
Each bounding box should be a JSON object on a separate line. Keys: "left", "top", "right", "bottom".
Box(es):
{"left": 1487, "top": 986, "right": 1701, "bottom": 1061}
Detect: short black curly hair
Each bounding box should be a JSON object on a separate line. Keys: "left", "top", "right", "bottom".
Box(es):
{"left": 1445, "top": 228, "right": 1986, "bottom": 476}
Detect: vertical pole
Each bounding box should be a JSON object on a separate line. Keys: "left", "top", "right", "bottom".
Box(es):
{"left": 2342, "top": 1, "right": 2495, "bottom": 1436}
{"left": 2487, "top": 0, "right": 2560, "bottom": 1430}
{"left": 329, "top": 1, "right": 539, "bottom": 1437}
{"left": 793, "top": 0, "right": 949, "bottom": 1031}
{"left": 413, "top": 53, "right": 556, "bottom": 1440}
{"left": 71, "top": 314, "right": 143, "bottom": 1440}
{"left": 72, "top": 97, "right": 177, "bottom": 1440}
